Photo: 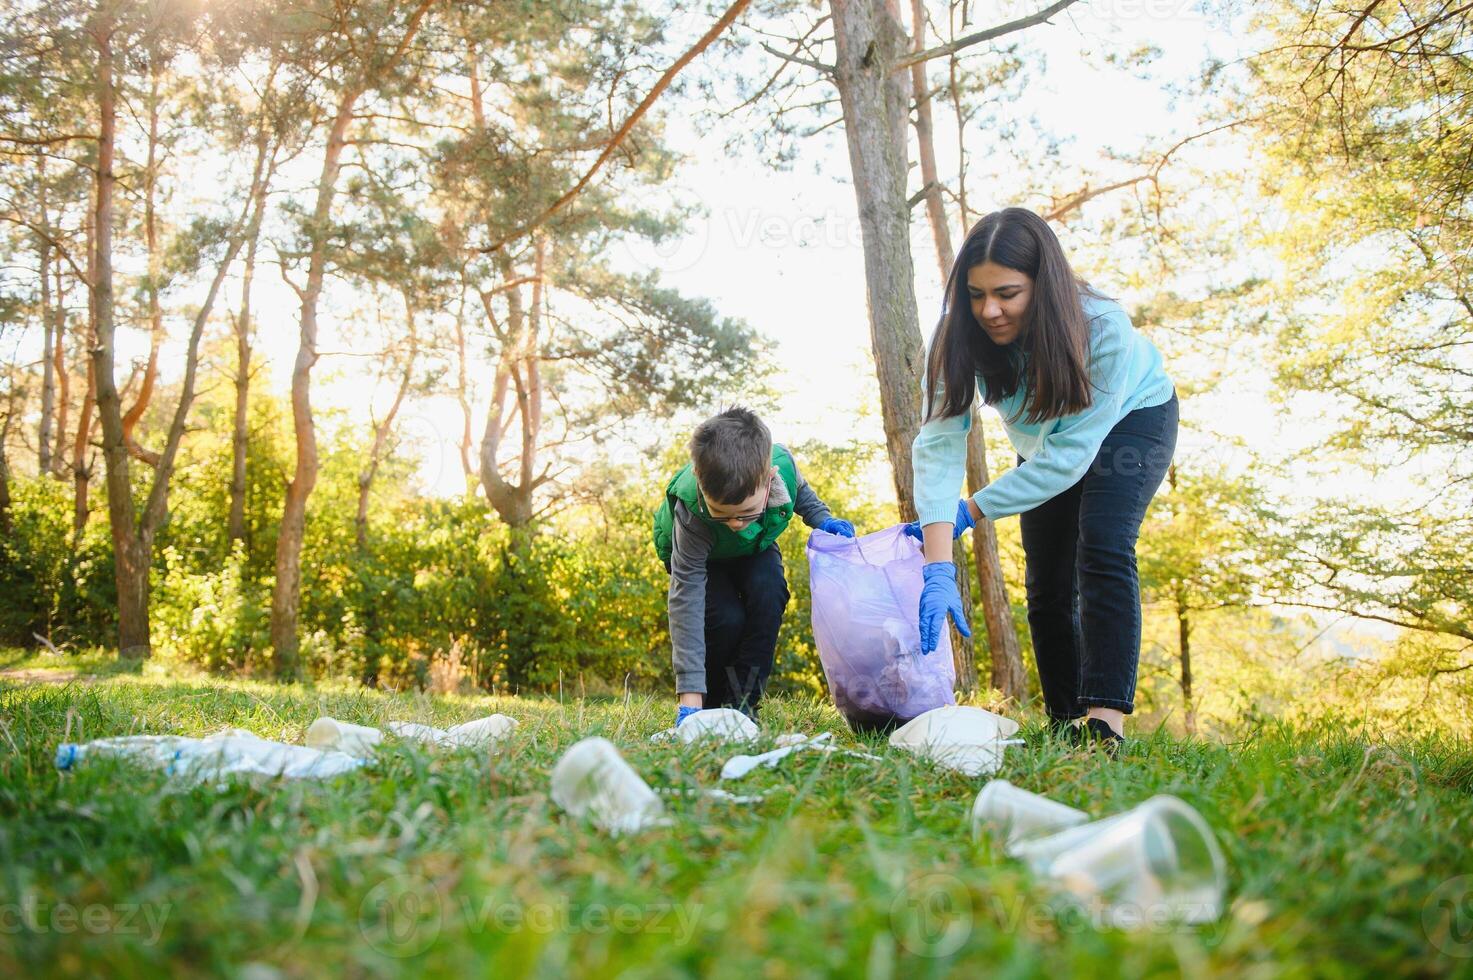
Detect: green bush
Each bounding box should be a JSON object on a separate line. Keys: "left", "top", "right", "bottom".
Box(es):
{"left": 0, "top": 476, "right": 116, "bottom": 649}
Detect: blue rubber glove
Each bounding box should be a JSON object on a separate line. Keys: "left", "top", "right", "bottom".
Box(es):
{"left": 903, "top": 499, "right": 977, "bottom": 543}
{"left": 919, "top": 561, "right": 972, "bottom": 655}
{"left": 676, "top": 705, "right": 701, "bottom": 726}
{"left": 819, "top": 517, "right": 856, "bottom": 538}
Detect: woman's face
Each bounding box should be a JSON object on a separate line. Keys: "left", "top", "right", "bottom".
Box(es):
{"left": 967, "top": 261, "right": 1032, "bottom": 346}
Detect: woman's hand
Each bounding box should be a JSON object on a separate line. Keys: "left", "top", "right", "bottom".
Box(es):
{"left": 918, "top": 561, "right": 972, "bottom": 655}
{"left": 903, "top": 499, "right": 978, "bottom": 543}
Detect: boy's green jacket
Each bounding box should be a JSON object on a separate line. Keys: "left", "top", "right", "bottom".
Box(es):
{"left": 652, "top": 446, "right": 800, "bottom": 564}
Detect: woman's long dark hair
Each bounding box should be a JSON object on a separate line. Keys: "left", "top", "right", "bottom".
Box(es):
{"left": 924, "top": 207, "right": 1104, "bottom": 424}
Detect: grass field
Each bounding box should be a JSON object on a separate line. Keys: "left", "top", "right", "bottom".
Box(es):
{"left": 2, "top": 648, "right": 1471, "bottom": 978}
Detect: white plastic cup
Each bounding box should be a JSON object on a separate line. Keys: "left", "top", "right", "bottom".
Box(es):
{"left": 1015, "top": 795, "right": 1227, "bottom": 926}
{"left": 445, "top": 714, "right": 518, "bottom": 748}
{"left": 550, "top": 737, "right": 665, "bottom": 836}
{"left": 671, "top": 708, "right": 759, "bottom": 743}
{"left": 304, "top": 717, "right": 384, "bottom": 758}
{"left": 971, "top": 780, "right": 1090, "bottom": 850}
{"left": 385, "top": 721, "right": 443, "bottom": 745}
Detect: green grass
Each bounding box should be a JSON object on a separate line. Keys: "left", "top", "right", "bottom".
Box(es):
{"left": 2, "top": 654, "right": 1471, "bottom": 978}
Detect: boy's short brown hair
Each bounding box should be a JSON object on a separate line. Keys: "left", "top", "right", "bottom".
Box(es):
{"left": 689, "top": 406, "right": 772, "bottom": 505}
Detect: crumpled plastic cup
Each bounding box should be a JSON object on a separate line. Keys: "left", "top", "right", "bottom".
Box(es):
{"left": 438, "top": 714, "right": 518, "bottom": 747}
{"left": 305, "top": 717, "right": 384, "bottom": 758}
{"left": 1009, "top": 794, "right": 1227, "bottom": 927}
{"left": 888, "top": 706, "right": 1023, "bottom": 777}
{"left": 654, "top": 707, "right": 760, "bottom": 744}
{"left": 385, "top": 715, "right": 518, "bottom": 749}
{"left": 972, "top": 779, "right": 1090, "bottom": 850}
{"left": 550, "top": 737, "right": 666, "bottom": 836}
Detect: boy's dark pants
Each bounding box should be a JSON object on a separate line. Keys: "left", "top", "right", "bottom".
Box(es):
{"left": 703, "top": 544, "right": 790, "bottom": 716}
{"left": 1018, "top": 393, "right": 1179, "bottom": 722}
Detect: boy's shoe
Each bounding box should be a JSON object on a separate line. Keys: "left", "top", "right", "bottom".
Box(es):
{"left": 1070, "top": 718, "right": 1124, "bottom": 758}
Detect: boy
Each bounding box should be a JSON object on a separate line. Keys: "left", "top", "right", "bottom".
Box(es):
{"left": 652, "top": 406, "right": 855, "bottom": 727}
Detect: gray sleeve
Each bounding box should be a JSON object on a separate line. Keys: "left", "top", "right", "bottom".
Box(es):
{"left": 668, "top": 502, "right": 714, "bottom": 694}
{"left": 790, "top": 454, "right": 834, "bottom": 529}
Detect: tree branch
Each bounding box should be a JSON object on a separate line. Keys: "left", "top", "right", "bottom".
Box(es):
{"left": 759, "top": 41, "right": 834, "bottom": 74}
{"left": 477, "top": 0, "right": 753, "bottom": 254}
{"left": 892, "top": 0, "right": 1082, "bottom": 70}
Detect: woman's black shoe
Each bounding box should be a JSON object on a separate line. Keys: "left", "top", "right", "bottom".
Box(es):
{"left": 1072, "top": 717, "right": 1124, "bottom": 758}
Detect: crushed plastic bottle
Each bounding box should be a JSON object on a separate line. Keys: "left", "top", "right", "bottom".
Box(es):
{"left": 550, "top": 737, "right": 666, "bottom": 835}
{"left": 56, "top": 729, "right": 365, "bottom": 787}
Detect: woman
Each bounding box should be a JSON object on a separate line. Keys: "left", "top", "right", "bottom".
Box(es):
{"left": 909, "top": 207, "right": 1178, "bottom": 755}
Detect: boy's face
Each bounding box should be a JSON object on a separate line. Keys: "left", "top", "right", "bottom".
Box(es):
{"left": 701, "top": 465, "right": 778, "bottom": 529}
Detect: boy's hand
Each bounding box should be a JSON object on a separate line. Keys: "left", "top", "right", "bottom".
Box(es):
{"left": 819, "top": 517, "right": 855, "bottom": 538}
{"left": 919, "top": 561, "right": 972, "bottom": 655}
{"left": 903, "top": 499, "right": 977, "bottom": 542}
{"left": 676, "top": 705, "right": 702, "bottom": 726}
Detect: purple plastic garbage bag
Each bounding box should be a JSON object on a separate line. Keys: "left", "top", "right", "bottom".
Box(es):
{"left": 807, "top": 525, "right": 957, "bottom": 733}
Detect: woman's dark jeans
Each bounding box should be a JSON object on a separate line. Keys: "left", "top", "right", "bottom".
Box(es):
{"left": 1018, "top": 392, "right": 1178, "bottom": 721}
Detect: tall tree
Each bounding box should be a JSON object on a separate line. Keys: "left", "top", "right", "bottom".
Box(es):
{"left": 440, "top": 11, "right": 765, "bottom": 538}
{"left": 725, "top": 0, "right": 1073, "bottom": 693}
{"left": 1239, "top": 0, "right": 1472, "bottom": 673}
{"left": 86, "top": 1, "right": 277, "bottom": 657}
{"left": 905, "top": 0, "right": 1025, "bottom": 698}
{"left": 1137, "top": 461, "right": 1264, "bottom": 734}
{"left": 0, "top": 0, "right": 95, "bottom": 488}
{"left": 267, "top": 0, "right": 439, "bottom": 673}
{"left": 777, "top": 0, "right": 1079, "bottom": 516}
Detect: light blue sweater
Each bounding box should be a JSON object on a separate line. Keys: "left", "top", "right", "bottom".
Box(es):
{"left": 912, "top": 293, "right": 1175, "bottom": 526}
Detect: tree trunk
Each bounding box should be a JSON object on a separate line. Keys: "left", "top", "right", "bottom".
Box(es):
{"left": 121, "top": 62, "right": 163, "bottom": 469}
{"left": 905, "top": 2, "right": 1024, "bottom": 699}
{"left": 909, "top": 0, "right": 954, "bottom": 275}
{"left": 829, "top": 0, "right": 926, "bottom": 521}
{"left": 36, "top": 156, "right": 56, "bottom": 476}
{"left": 269, "top": 84, "right": 363, "bottom": 674}
{"left": 478, "top": 244, "right": 544, "bottom": 528}
{"left": 72, "top": 188, "right": 98, "bottom": 543}
{"left": 71, "top": 359, "right": 95, "bottom": 544}
{"left": 356, "top": 290, "right": 419, "bottom": 551}
{"left": 1177, "top": 588, "right": 1195, "bottom": 736}
{"left": 89, "top": 17, "right": 257, "bottom": 659}
{"left": 229, "top": 138, "right": 271, "bottom": 546}
{"left": 453, "top": 287, "right": 477, "bottom": 488}
{"left": 228, "top": 252, "right": 255, "bottom": 545}
{"left": 0, "top": 408, "right": 12, "bottom": 537}
{"left": 50, "top": 256, "right": 70, "bottom": 478}
{"left": 87, "top": 14, "right": 152, "bottom": 658}
{"left": 966, "top": 422, "right": 1026, "bottom": 698}
{"left": 904, "top": 0, "right": 977, "bottom": 692}
{"left": 269, "top": 1, "right": 435, "bottom": 673}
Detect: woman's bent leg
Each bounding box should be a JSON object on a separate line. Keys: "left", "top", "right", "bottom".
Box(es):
{"left": 1075, "top": 395, "right": 1179, "bottom": 720}
{"left": 1019, "top": 454, "right": 1088, "bottom": 723}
